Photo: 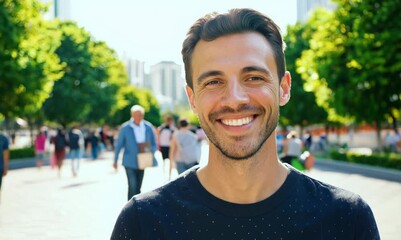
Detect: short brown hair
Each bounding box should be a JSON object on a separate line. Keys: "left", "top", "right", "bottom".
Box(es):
{"left": 182, "top": 8, "right": 286, "bottom": 89}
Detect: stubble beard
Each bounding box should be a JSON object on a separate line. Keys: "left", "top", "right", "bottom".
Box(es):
{"left": 200, "top": 105, "right": 278, "bottom": 161}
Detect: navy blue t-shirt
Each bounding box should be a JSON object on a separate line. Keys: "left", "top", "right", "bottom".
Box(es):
{"left": 111, "top": 166, "right": 379, "bottom": 240}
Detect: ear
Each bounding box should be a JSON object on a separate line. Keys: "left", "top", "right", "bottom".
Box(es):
{"left": 279, "top": 71, "right": 291, "bottom": 106}
{"left": 185, "top": 85, "right": 197, "bottom": 114}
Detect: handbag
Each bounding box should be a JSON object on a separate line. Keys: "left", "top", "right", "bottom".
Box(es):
{"left": 137, "top": 142, "right": 153, "bottom": 169}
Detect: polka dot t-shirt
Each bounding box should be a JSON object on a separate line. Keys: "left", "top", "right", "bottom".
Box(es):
{"left": 111, "top": 166, "right": 380, "bottom": 239}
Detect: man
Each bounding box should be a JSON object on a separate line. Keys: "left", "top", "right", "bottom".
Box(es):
{"left": 0, "top": 133, "right": 9, "bottom": 196}
{"left": 111, "top": 8, "right": 379, "bottom": 239}
{"left": 169, "top": 118, "right": 201, "bottom": 177}
{"left": 68, "top": 125, "right": 84, "bottom": 176}
{"left": 113, "top": 105, "right": 157, "bottom": 200}
{"left": 281, "top": 130, "right": 303, "bottom": 165}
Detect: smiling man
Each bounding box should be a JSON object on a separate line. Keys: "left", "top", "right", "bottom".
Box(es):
{"left": 111, "top": 8, "right": 379, "bottom": 239}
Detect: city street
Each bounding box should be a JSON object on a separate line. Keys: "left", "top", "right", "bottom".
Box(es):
{"left": 1, "top": 148, "right": 400, "bottom": 240}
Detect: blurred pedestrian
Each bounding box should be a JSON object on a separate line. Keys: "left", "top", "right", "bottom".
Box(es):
{"left": 34, "top": 127, "right": 47, "bottom": 169}
{"left": 156, "top": 114, "right": 175, "bottom": 176}
{"left": 304, "top": 130, "right": 312, "bottom": 150}
{"left": 0, "top": 133, "right": 9, "bottom": 198}
{"left": 51, "top": 128, "right": 68, "bottom": 177}
{"left": 318, "top": 133, "right": 327, "bottom": 151}
{"left": 280, "top": 130, "right": 303, "bottom": 165}
{"left": 68, "top": 126, "right": 84, "bottom": 176}
{"left": 385, "top": 130, "right": 400, "bottom": 152}
{"left": 113, "top": 105, "right": 157, "bottom": 200}
{"left": 89, "top": 129, "right": 100, "bottom": 160}
{"left": 169, "top": 118, "right": 201, "bottom": 178}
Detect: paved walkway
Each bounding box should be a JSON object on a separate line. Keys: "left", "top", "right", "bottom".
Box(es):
{"left": 1, "top": 150, "right": 400, "bottom": 239}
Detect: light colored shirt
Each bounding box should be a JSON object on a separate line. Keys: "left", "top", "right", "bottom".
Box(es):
{"left": 129, "top": 120, "right": 145, "bottom": 143}
{"left": 287, "top": 138, "right": 302, "bottom": 157}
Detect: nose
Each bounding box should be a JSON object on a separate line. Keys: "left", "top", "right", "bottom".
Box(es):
{"left": 222, "top": 79, "right": 250, "bottom": 108}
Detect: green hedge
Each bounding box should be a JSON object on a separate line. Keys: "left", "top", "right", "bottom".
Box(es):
{"left": 10, "top": 147, "right": 35, "bottom": 160}
{"left": 329, "top": 150, "right": 401, "bottom": 170}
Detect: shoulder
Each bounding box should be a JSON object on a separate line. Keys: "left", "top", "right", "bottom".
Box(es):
{"left": 125, "top": 169, "right": 194, "bottom": 213}
{"left": 0, "top": 134, "right": 9, "bottom": 146}
{"left": 120, "top": 120, "right": 131, "bottom": 128}
{"left": 0, "top": 134, "right": 7, "bottom": 141}
{"left": 119, "top": 122, "right": 132, "bottom": 132}
{"left": 143, "top": 120, "right": 154, "bottom": 129}
{"left": 289, "top": 167, "right": 375, "bottom": 216}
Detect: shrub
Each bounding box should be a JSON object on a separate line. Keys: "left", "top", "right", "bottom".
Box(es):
{"left": 329, "top": 149, "right": 401, "bottom": 170}
{"left": 10, "top": 147, "right": 35, "bottom": 160}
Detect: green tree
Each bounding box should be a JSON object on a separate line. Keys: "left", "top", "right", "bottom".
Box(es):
{"left": 43, "top": 21, "right": 130, "bottom": 127}
{"left": 299, "top": 2, "right": 401, "bottom": 147}
{"left": 109, "top": 85, "right": 161, "bottom": 127}
{"left": 84, "top": 41, "right": 128, "bottom": 125}
{"left": 140, "top": 88, "right": 161, "bottom": 126}
{"left": 297, "top": 8, "right": 351, "bottom": 124}
{"left": 334, "top": 0, "right": 401, "bottom": 136}
{"left": 42, "top": 21, "right": 93, "bottom": 127}
{"left": 0, "top": 0, "right": 63, "bottom": 119}
{"left": 282, "top": 21, "right": 328, "bottom": 132}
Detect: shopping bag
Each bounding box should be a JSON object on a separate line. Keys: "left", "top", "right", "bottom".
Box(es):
{"left": 50, "top": 152, "right": 57, "bottom": 169}
{"left": 137, "top": 142, "right": 153, "bottom": 170}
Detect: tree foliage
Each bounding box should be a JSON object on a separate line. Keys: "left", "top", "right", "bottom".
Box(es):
{"left": 334, "top": 0, "right": 401, "bottom": 129}
{"left": 298, "top": 2, "right": 401, "bottom": 128}
{"left": 42, "top": 21, "right": 94, "bottom": 127}
{"left": 42, "top": 21, "right": 135, "bottom": 127}
{"left": 281, "top": 21, "right": 328, "bottom": 129}
{"left": 109, "top": 85, "right": 161, "bottom": 127}
{"left": 296, "top": 8, "right": 351, "bottom": 124}
{"left": 296, "top": 1, "right": 401, "bottom": 146}
{"left": 0, "top": 0, "right": 63, "bottom": 119}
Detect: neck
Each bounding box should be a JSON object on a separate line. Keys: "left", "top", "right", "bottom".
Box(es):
{"left": 196, "top": 140, "right": 289, "bottom": 204}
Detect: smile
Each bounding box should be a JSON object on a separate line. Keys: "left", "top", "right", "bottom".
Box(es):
{"left": 221, "top": 116, "right": 253, "bottom": 126}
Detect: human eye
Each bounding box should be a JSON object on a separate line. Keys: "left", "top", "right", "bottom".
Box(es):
{"left": 248, "top": 76, "right": 264, "bottom": 81}
{"left": 204, "top": 79, "right": 222, "bottom": 86}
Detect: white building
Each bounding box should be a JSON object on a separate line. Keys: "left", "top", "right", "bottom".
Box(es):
{"left": 125, "top": 58, "right": 146, "bottom": 88}
{"left": 41, "top": 0, "right": 71, "bottom": 20}
{"left": 149, "top": 61, "right": 186, "bottom": 111}
{"left": 297, "top": 0, "right": 336, "bottom": 22}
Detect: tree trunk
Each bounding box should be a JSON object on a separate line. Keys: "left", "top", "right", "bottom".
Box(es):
{"left": 391, "top": 115, "right": 399, "bottom": 134}
{"left": 376, "top": 120, "right": 382, "bottom": 151}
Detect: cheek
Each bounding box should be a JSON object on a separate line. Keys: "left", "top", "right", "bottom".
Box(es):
{"left": 254, "top": 86, "right": 278, "bottom": 104}
{"left": 195, "top": 93, "right": 215, "bottom": 115}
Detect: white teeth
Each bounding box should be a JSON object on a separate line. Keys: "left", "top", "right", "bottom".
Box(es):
{"left": 221, "top": 117, "right": 253, "bottom": 126}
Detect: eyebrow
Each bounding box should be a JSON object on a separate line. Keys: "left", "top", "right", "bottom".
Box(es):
{"left": 242, "top": 66, "right": 273, "bottom": 78}
{"left": 196, "top": 70, "right": 224, "bottom": 86}
{"left": 196, "top": 66, "right": 273, "bottom": 86}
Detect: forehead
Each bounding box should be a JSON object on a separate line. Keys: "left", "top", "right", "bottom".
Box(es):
{"left": 191, "top": 32, "right": 277, "bottom": 81}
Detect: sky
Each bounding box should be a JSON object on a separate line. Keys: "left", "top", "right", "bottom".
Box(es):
{"left": 66, "top": 0, "right": 298, "bottom": 71}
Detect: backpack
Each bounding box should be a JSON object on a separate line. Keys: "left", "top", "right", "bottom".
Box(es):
{"left": 176, "top": 131, "right": 200, "bottom": 165}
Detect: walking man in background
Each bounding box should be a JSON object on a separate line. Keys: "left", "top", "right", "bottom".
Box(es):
{"left": 68, "top": 125, "right": 84, "bottom": 177}
{"left": 169, "top": 118, "right": 201, "bottom": 178}
{"left": 113, "top": 105, "right": 158, "bottom": 200}
{"left": 111, "top": 8, "right": 379, "bottom": 239}
{"left": 280, "top": 130, "right": 303, "bottom": 165}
